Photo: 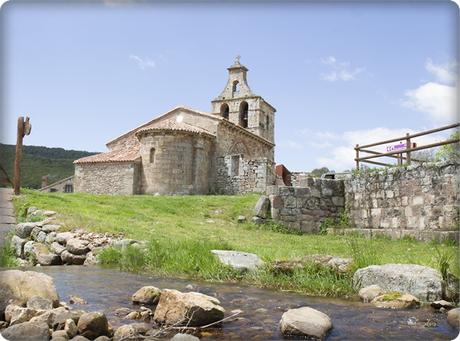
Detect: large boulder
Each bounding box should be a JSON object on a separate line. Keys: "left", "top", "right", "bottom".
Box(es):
{"left": 154, "top": 289, "right": 225, "bottom": 327}
{"left": 447, "top": 308, "right": 460, "bottom": 329}
{"left": 254, "top": 195, "right": 270, "bottom": 219}
{"left": 353, "top": 264, "right": 442, "bottom": 302}
{"left": 66, "top": 238, "right": 90, "bottom": 255}
{"left": 29, "top": 306, "right": 71, "bottom": 329}
{"left": 279, "top": 306, "right": 332, "bottom": 339}
{"left": 77, "top": 311, "right": 109, "bottom": 339}
{"left": 1, "top": 321, "right": 50, "bottom": 341}
{"left": 0, "top": 270, "right": 59, "bottom": 318}
{"left": 211, "top": 250, "right": 263, "bottom": 271}
{"left": 132, "top": 286, "right": 161, "bottom": 305}
{"left": 27, "top": 296, "right": 54, "bottom": 310}
{"left": 170, "top": 334, "right": 201, "bottom": 341}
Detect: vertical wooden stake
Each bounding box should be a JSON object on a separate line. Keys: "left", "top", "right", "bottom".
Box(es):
{"left": 13, "top": 116, "right": 31, "bottom": 195}
{"left": 355, "top": 144, "right": 360, "bottom": 170}
{"left": 406, "top": 133, "right": 411, "bottom": 166}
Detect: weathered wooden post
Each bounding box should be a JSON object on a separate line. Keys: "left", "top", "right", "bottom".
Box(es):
{"left": 355, "top": 144, "right": 360, "bottom": 170}
{"left": 406, "top": 133, "right": 411, "bottom": 166}
{"left": 13, "top": 116, "right": 32, "bottom": 195}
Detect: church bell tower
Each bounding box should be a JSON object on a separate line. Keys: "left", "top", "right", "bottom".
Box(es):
{"left": 211, "top": 57, "right": 276, "bottom": 143}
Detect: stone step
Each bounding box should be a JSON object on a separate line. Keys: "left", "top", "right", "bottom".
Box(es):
{"left": 0, "top": 208, "right": 14, "bottom": 217}
{"left": 0, "top": 216, "right": 15, "bottom": 224}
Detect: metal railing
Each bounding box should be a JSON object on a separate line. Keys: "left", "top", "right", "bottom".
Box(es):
{"left": 355, "top": 123, "right": 459, "bottom": 170}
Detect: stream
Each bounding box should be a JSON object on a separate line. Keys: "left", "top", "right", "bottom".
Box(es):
{"left": 33, "top": 266, "right": 457, "bottom": 340}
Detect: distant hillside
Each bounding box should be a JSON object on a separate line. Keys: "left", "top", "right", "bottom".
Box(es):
{"left": 0, "top": 144, "right": 97, "bottom": 189}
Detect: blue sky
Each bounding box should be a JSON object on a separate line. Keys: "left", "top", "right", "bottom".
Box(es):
{"left": 1, "top": 1, "right": 458, "bottom": 171}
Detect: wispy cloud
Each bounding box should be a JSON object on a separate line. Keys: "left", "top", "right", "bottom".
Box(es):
{"left": 403, "top": 58, "right": 457, "bottom": 125}
{"left": 320, "top": 56, "right": 365, "bottom": 82}
{"left": 129, "top": 54, "right": 156, "bottom": 70}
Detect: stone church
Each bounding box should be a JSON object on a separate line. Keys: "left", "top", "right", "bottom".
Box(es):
{"left": 74, "top": 58, "right": 276, "bottom": 195}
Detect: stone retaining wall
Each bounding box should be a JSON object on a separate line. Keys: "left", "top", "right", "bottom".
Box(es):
{"left": 270, "top": 162, "right": 459, "bottom": 242}
{"left": 343, "top": 162, "right": 459, "bottom": 241}
{"left": 269, "top": 178, "right": 345, "bottom": 233}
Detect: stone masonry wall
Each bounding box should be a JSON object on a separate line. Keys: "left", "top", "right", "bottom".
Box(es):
{"left": 343, "top": 162, "right": 459, "bottom": 241}
{"left": 271, "top": 162, "right": 458, "bottom": 242}
{"left": 74, "top": 162, "right": 139, "bottom": 195}
{"left": 270, "top": 178, "right": 345, "bottom": 233}
{"left": 216, "top": 158, "right": 275, "bottom": 194}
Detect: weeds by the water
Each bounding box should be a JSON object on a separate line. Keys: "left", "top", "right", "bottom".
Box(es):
{"left": 347, "top": 236, "right": 380, "bottom": 271}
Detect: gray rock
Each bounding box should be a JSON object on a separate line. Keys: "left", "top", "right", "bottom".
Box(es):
{"left": 279, "top": 306, "right": 332, "bottom": 339}
{"left": 11, "top": 235, "right": 26, "bottom": 258}
{"left": 251, "top": 216, "right": 264, "bottom": 225}
{"left": 431, "top": 300, "right": 455, "bottom": 310}
{"left": 5, "top": 304, "right": 43, "bottom": 325}
{"left": 1, "top": 321, "right": 50, "bottom": 341}
{"left": 43, "top": 210, "right": 56, "bottom": 217}
{"left": 70, "top": 336, "right": 91, "bottom": 341}
{"left": 0, "top": 270, "right": 59, "bottom": 317}
{"left": 154, "top": 289, "right": 225, "bottom": 327}
{"left": 24, "top": 240, "right": 36, "bottom": 258}
{"left": 45, "top": 232, "right": 58, "bottom": 244}
{"left": 61, "top": 250, "right": 86, "bottom": 265}
{"left": 56, "top": 232, "right": 75, "bottom": 245}
{"left": 27, "top": 296, "right": 54, "bottom": 310}
{"left": 33, "top": 243, "right": 62, "bottom": 266}
{"left": 114, "top": 307, "right": 133, "bottom": 316}
{"left": 66, "top": 238, "right": 90, "bottom": 255}
{"left": 77, "top": 312, "right": 109, "bottom": 339}
{"left": 15, "top": 222, "right": 36, "bottom": 238}
{"left": 42, "top": 224, "right": 61, "bottom": 233}
{"left": 83, "top": 251, "right": 99, "bottom": 266}
{"left": 51, "top": 330, "right": 68, "bottom": 340}
{"left": 353, "top": 264, "right": 443, "bottom": 302}
{"left": 170, "top": 333, "right": 201, "bottom": 341}
{"left": 36, "top": 231, "right": 48, "bottom": 243}
{"left": 112, "top": 239, "right": 137, "bottom": 249}
{"left": 254, "top": 195, "right": 270, "bottom": 218}
{"left": 27, "top": 207, "right": 38, "bottom": 215}
{"left": 237, "top": 215, "right": 246, "bottom": 223}
{"left": 132, "top": 286, "right": 162, "bottom": 305}
{"left": 31, "top": 226, "right": 42, "bottom": 241}
{"left": 65, "top": 318, "right": 78, "bottom": 338}
{"left": 358, "top": 285, "right": 384, "bottom": 303}
{"left": 211, "top": 250, "right": 264, "bottom": 271}
{"left": 371, "top": 293, "right": 421, "bottom": 309}
{"left": 51, "top": 242, "right": 66, "bottom": 255}
{"left": 447, "top": 307, "right": 460, "bottom": 329}
{"left": 113, "top": 324, "right": 142, "bottom": 341}
{"left": 93, "top": 336, "right": 111, "bottom": 341}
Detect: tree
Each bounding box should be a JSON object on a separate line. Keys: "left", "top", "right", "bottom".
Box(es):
{"left": 435, "top": 131, "right": 460, "bottom": 163}
{"left": 310, "top": 167, "right": 331, "bottom": 178}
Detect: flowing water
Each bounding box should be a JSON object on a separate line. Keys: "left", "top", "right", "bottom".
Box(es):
{"left": 35, "top": 266, "right": 457, "bottom": 340}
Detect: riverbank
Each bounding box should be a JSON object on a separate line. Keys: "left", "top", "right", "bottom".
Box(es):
{"left": 9, "top": 189, "right": 459, "bottom": 298}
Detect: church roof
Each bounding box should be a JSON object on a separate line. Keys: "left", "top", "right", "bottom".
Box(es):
{"left": 106, "top": 106, "right": 219, "bottom": 148}
{"left": 136, "top": 118, "right": 216, "bottom": 138}
{"left": 74, "top": 145, "right": 140, "bottom": 164}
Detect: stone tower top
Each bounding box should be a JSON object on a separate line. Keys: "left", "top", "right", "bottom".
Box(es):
{"left": 211, "top": 58, "right": 276, "bottom": 143}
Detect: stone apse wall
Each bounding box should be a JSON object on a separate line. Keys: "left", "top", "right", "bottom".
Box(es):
{"left": 270, "top": 162, "right": 459, "bottom": 242}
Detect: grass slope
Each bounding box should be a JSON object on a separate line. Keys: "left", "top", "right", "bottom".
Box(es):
{"left": 13, "top": 190, "right": 459, "bottom": 297}
{"left": 0, "top": 144, "right": 96, "bottom": 189}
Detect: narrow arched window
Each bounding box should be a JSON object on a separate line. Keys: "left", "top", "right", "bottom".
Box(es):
{"left": 220, "top": 103, "right": 229, "bottom": 120}
{"left": 232, "top": 81, "right": 240, "bottom": 96}
{"left": 149, "top": 148, "right": 155, "bottom": 163}
{"left": 239, "top": 101, "right": 248, "bottom": 128}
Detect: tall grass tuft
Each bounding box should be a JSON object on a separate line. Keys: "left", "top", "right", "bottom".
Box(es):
{"left": 347, "top": 236, "right": 380, "bottom": 271}
{"left": 0, "top": 241, "right": 18, "bottom": 268}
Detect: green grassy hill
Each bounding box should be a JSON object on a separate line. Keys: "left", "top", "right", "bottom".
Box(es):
{"left": 0, "top": 144, "right": 96, "bottom": 189}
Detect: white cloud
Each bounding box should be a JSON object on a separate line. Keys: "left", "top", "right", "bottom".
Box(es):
{"left": 425, "top": 58, "right": 457, "bottom": 84}
{"left": 129, "top": 54, "right": 156, "bottom": 70}
{"left": 402, "top": 58, "right": 457, "bottom": 125}
{"left": 403, "top": 82, "right": 457, "bottom": 125}
{"left": 278, "top": 139, "right": 303, "bottom": 150}
{"left": 320, "top": 56, "right": 365, "bottom": 82}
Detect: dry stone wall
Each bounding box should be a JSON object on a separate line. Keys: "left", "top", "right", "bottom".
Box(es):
{"left": 270, "top": 162, "right": 458, "bottom": 242}
{"left": 343, "top": 162, "right": 459, "bottom": 241}
{"left": 270, "top": 178, "right": 345, "bottom": 233}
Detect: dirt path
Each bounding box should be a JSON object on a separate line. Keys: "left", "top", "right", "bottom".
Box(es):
{"left": 0, "top": 188, "right": 15, "bottom": 247}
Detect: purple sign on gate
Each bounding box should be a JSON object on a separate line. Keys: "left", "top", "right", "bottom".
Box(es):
{"left": 386, "top": 142, "right": 407, "bottom": 152}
